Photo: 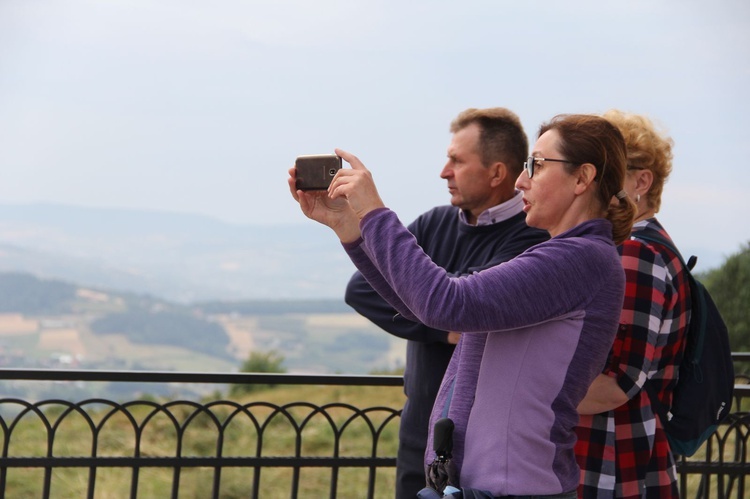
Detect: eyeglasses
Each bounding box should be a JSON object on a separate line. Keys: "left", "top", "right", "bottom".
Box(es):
{"left": 627, "top": 166, "right": 646, "bottom": 171}
{"left": 524, "top": 156, "right": 574, "bottom": 178}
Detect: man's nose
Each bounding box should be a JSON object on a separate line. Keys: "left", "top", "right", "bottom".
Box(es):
{"left": 440, "top": 162, "right": 452, "bottom": 179}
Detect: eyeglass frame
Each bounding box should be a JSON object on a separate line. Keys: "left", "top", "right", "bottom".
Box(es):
{"left": 523, "top": 156, "right": 575, "bottom": 179}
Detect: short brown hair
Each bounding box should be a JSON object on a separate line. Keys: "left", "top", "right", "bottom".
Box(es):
{"left": 450, "top": 108, "right": 528, "bottom": 177}
{"left": 602, "top": 109, "right": 674, "bottom": 213}
{"left": 538, "top": 114, "right": 636, "bottom": 245}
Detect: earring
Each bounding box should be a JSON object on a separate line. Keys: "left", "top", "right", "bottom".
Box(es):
{"left": 635, "top": 193, "right": 641, "bottom": 203}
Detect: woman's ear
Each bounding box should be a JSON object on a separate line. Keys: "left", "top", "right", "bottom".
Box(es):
{"left": 574, "top": 163, "right": 598, "bottom": 195}
{"left": 634, "top": 168, "right": 654, "bottom": 195}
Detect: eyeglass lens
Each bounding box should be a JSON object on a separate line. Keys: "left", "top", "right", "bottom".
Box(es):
{"left": 525, "top": 156, "right": 535, "bottom": 178}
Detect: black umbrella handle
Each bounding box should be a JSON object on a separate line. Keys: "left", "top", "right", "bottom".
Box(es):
{"left": 433, "top": 417, "right": 454, "bottom": 459}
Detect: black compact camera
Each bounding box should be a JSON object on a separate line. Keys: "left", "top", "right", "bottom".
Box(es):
{"left": 294, "top": 154, "right": 342, "bottom": 191}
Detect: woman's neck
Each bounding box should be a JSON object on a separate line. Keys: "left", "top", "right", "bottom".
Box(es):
{"left": 635, "top": 208, "right": 656, "bottom": 223}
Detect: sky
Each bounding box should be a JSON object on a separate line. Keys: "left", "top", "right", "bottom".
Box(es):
{"left": 1, "top": 0, "right": 749, "bottom": 271}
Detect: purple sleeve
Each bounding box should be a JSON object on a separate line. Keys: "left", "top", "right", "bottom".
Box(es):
{"left": 357, "top": 209, "right": 613, "bottom": 333}
{"left": 342, "top": 222, "right": 420, "bottom": 323}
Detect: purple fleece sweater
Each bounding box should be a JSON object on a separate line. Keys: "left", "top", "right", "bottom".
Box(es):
{"left": 343, "top": 208, "right": 625, "bottom": 496}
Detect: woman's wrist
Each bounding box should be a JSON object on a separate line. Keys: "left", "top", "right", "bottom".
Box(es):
{"left": 332, "top": 214, "right": 362, "bottom": 243}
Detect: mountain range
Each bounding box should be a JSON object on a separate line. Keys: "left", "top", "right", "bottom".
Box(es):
{"left": 0, "top": 203, "right": 356, "bottom": 303}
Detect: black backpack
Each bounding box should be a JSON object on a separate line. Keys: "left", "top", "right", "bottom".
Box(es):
{"left": 636, "top": 229, "right": 734, "bottom": 457}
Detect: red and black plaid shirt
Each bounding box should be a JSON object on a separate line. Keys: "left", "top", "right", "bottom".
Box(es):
{"left": 575, "top": 219, "right": 691, "bottom": 498}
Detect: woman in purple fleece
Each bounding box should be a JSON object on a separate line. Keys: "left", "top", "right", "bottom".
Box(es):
{"left": 289, "top": 114, "right": 636, "bottom": 498}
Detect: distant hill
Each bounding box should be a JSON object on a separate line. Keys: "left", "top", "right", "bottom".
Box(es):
{"left": 0, "top": 272, "right": 231, "bottom": 358}
{"left": 0, "top": 271, "right": 402, "bottom": 378}
{"left": 0, "top": 272, "right": 79, "bottom": 315}
{"left": 0, "top": 203, "right": 356, "bottom": 302}
{"left": 195, "top": 299, "right": 353, "bottom": 315}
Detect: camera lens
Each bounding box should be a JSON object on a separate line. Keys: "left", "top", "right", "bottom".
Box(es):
{"left": 329, "top": 168, "right": 337, "bottom": 176}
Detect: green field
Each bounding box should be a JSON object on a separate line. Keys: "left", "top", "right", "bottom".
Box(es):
{"left": 1, "top": 383, "right": 407, "bottom": 498}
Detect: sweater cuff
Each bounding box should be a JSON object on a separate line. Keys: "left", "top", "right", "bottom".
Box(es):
{"left": 341, "top": 237, "right": 364, "bottom": 252}
{"left": 360, "top": 207, "right": 391, "bottom": 233}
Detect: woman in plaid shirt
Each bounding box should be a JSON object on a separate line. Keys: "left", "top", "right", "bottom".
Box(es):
{"left": 575, "top": 110, "right": 690, "bottom": 498}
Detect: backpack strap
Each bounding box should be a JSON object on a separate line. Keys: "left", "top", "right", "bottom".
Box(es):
{"left": 631, "top": 228, "right": 694, "bottom": 425}
{"left": 635, "top": 229, "right": 697, "bottom": 271}
{"left": 634, "top": 230, "right": 703, "bottom": 355}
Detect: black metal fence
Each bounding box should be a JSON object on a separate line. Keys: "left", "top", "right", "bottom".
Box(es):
{"left": 0, "top": 370, "right": 403, "bottom": 498}
{"left": 1, "top": 359, "right": 749, "bottom": 499}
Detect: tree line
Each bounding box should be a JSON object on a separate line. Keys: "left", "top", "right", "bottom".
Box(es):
{"left": 701, "top": 242, "right": 750, "bottom": 351}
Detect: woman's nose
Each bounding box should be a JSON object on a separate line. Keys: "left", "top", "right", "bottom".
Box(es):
{"left": 515, "top": 170, "right": 530, "bottom": 190}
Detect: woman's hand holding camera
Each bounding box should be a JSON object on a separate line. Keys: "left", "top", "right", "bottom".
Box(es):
{"left": 328, "top": 148, "right": 386, "bottom": 220}
{"left": 288, "top": 148, "right": 386, "bottom": 243}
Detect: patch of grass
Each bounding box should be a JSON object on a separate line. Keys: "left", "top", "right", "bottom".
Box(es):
{"left": 2, "top": 383, "right": 406, "bottom": 497}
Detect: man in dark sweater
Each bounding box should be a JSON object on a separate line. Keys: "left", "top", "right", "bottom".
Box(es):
{"left": 344, "top": 107, "right": 548, "bottom": 499}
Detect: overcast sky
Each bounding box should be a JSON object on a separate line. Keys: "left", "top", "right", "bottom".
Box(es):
{"left": 1, "top": 0, "right": 748, "bottom": 270}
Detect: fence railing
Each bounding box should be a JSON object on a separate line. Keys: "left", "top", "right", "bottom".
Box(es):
{"left": 1, "top": 356, "right": 749, "bottom": 499}
{"left": 0, "top": 370, "right": 404, "bottom": 499}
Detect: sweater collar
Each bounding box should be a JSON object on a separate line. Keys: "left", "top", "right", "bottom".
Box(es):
{"left": 555, "top": 218, "right": 614, "bottom": 243}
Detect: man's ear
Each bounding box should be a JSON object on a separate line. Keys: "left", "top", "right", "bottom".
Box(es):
{"left": 574, "top": 163, "right": 598, "bottom": 195}
{"left": 489, "top": 162, "right": 507, "bottom": 187}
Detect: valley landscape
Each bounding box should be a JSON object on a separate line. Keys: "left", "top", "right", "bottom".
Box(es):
{"left": 0, "top": 204, "right": 407, "bottom": 399}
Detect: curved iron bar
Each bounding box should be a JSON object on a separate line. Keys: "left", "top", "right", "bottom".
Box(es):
{"left": 332, "top": 404, "right": 401, "bottom": 499}
{"left": 44, "top": 399, "right": 107, "bottom": 499}
{"left": 88, "top": 400, "right": 144, "bottom": 499}
{"left": 676, "top": 412, "right": 750, "bottom": 499}
{"left": 207, "top": 400, "right": 271, "bottom": 499}
{"left": 2, "top": 398, "right": 66, "bottom": 497}
{"left": 250, "top": 400, "right": 319, "bottom": 498}
{"left": 103, "top": 400, "right": 171, "bottom": 499}
{"left": 160, "top": 400, "right": 226, "bottom": 498}
{"left": 292, "top": 401, "right": 401, "bottom": 499}
{"left": 206, "top": 400, "right": 293, "bottom": 499}
{"left": 286, "top": 401, "right": 343, "bottom": 499}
